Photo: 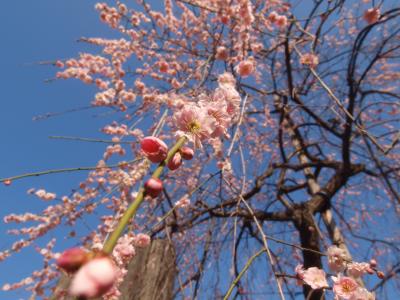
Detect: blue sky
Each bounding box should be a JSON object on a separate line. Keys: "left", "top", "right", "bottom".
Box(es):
{"left": 0, "top": 2, "right": 116, "bottom": 299}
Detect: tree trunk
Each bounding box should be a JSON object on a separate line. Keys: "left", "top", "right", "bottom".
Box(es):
{"left": 119, "top": 239, "right": 176, "bottom": 300}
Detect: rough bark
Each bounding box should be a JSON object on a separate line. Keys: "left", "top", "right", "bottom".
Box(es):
{"left": 119, "top": 239, "right": 176, "bottom": 300}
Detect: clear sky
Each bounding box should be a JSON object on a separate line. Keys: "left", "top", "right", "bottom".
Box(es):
{"left": 0, "top": 1, "right": 118, "bottom": 299}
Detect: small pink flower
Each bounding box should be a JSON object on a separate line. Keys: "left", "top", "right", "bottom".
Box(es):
{"left": 302, "top": 267, "right": 329, "bottom": 290}
{"left": 144, "top": 177, "right": 163, "bottom": 197}
{"left": 180, "top": 146, "right": 194, "bottom": 160}
{"left": 69, "top": 257, "right": 117, "bottom": 298}
{"left": 295, "top": 264, "right": 305, "bottom": 286}
{"left": 3, "top": 179, "right": 11, "bottom": 186}
{"left": 168, "top": 152, "right": 182, "bottom": 171}
{"left": 275, "top": 15, "right": 288, "bottom": 28}
{"left": 347, "top": 262, "right": 371, "bottom": 278}
{"left": 158, "top": 61, "right": 169, "bottom": 73}
{"left": 235, "top": 57, "right": 255, "bottom": 77}
{"left": 175, "top": 194, "right": 190, "bottom": 208}
{"left": 57, "top": 248, "right": 89, "bottom": 273}
{"left": 173, "top": 105, "right": 215, "bottom": 148}
{"left": 114, "top": 235, "right": 135, "bottom": 258}
{"left": 369, "top": 259, "right": 377, "bottom": 268}
{"left": 363, "top": 8, "right": 380, "bottom": 24}
{"left": 300, "top": 53, "right": 319, "bottom": 68}
{"left": 216, "top": 46, "right": 229, "bottom": 60}
{"left": 134, "top": 233, "right": 151, "bottom": 248}
{"left": 327, "top": 246, "right": 348, "bottom": 272}
{"left": 141, "top": 136, "right": 168, "bottom": 163}
{"left": 332, "top": 276, "right": 359, "bottom": 299}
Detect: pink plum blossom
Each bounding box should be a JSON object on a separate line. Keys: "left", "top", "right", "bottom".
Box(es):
{"left": 327, "top": 245, "right": 348, "bottom": 272}
{"left": 235, "top": 57, "right": 255, "bottom": 77}
{"left": 175, "top": 194, "right": 190, "bottom": 208}
{"left": 347, "top": 262, "right": 371, "bottom": 278}
{"left": 332, "top": 276, "right": 359, "bottom": 299}
{"left": 363, "top": 8, "right": 380, "bottom": 24}
{"left": 173, "top": 105, "right": 215, "bottom": 147}
{"left": 134, "top": 233, "right": 151, "bottom": 248}
{"left": 302, "top": 267, "right": 329, "bottom": 290}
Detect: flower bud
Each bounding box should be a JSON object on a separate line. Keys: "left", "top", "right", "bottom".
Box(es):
{"left": 180, "top": 146, "right": 194, "bottom": 160}
{"left": 57, "top": 248, "right": 89, "bottom": 273}
{"left": 377, "top": 271, "right": 385, "bottom": 279}
{"left": 3, "top": 179, "right": 11, "bottom": 186}
{"left": 168, "top": 152, "right": 182, "bottom": 170}
{"left": 69, "top": 257, "right": 117, "bottom": 298}
{"left": 369, "top": 259, "right": 377, "bottom": 268}
{"left": 141, "top": 136, "right": 168, "bottom": 163}
{"left": 144, "top": 177, "right": 163, "bottom": 197}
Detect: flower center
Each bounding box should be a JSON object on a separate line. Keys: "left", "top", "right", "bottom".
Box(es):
{"left": 188, "top": 120, "right": 201, "bottom": 134}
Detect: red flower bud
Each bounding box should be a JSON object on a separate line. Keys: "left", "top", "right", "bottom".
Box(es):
{"left": 168, "top": 152, "right": 182, "bottom": 171}
{"left": 180, "top": 146, "right": 194, "bottom": 160}
{"left": 57, "top": 248, "right": 89, "bottom": 273}
{"left": 144, "top": 177, "right": 163, "bottom": 197}
{"left": 377, "top": 271, "right": 385, "bottom": 279}
{"left": 141, "top": 136, "right": 168, "bottom": 163}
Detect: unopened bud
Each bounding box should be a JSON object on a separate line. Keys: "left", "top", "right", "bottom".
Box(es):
{"left": 168, "top": 152, "right": 182, "bottom": 171}
{"left": 141, "top": 136, "right": 168, "bottom": 163}
{"left": 377, "top": 271, "right": 385, "bottom": 279}
{"left": 144, "top": 177, "right": 163, "bottom": 197}
{"left": 180, "top": 147, "right": 194, "bottom": 160}
{"left": 3, "top": 179, "right": 11, "bottom": 186}
{"left": 57, "top": 248, "right": 89, "bottom": 273}
{"left": 369, "top": 259, "right": 377, "bottom": 268}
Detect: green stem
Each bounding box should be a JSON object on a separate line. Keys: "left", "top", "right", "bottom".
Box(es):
{"left": 223, "top": 249, "right": 266, "bottom": 300}
{"left": 102, "top": 136, "right": 187, "bottom": 254}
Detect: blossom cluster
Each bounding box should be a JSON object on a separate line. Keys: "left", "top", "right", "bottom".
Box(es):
{"left": 295, "top": 246, "right": 381, "bottom": 299}
{"left": 173, "top": 72, "right": 241, "bottom": 148}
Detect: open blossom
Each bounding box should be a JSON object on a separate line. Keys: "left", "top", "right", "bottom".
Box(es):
{"left": 113, "top": 235, "right": 135, "bottom": 259}
{"left": 300, "top": 53, "right": 319, "bottom": 68}
{"left": 363, "top": 8, "right": 380, "bottom": 24}
{"left": 141, "top": 136, "right": 168, "bottom": 163}
{"left": 268, "top": 11, "right": 288, "bottom": 28}
{"left": 69, "top": 257, "right": 117, "bottom": 298}
{"left": 216, "top": 46, "right": 229, "bottom": 60}
{"left": 235, "top": 57, "right": 255, "bottom": 77}
{"left": 173, "top": 105, "right": 216, "bottom": 147}
{"left": 347, "top": 262, "right": 371, "bottom": 278}
{"left": 175, "top": 194, "right": 190, "bottom": 208}
{"left": 214, "top": 72, "right": 241, "bottom": 115}
{"left": 327, "top": 245, "right": 348, "bottom": 272}
{"left": 332, "top": 276, "right": 359, "bottom": 299}
{"left": 302, "top": 267, "right": 329, "bottom": 290}
{"left": 134, "top": 233, "right": 151, "bottom": 248}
